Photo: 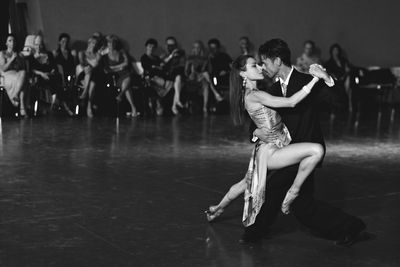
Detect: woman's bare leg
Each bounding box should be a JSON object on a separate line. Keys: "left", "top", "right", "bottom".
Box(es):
{"left": 16, "top": 71, "right": 27, "bottom": 115}
{"left": 79, "top": 67, "right": 91, "bottom": 99}
{"left": 201, "top": 80, "right": 209, "bottom": 113}
{"left": 19, "top": 90, "right": 26, "bottom": 116}
{"left": 116, "top": 76, "right": 130, "bottom": 101}
{"left": 344, "top": 76, "right": 352, "bottom": 113}
{"left": 172, "top": 75, "right": 183, "bottom": 114}
{"left": 267, "top": 142, "right": 324, "bottom": 214}
{"left": 206, "top": 178, "right": 247, "bottom": 221}
{"left": 86, "top": 80, "right": 95, "bottom": 118}
{"left": 201, "top": 72, "right": 222, "bottom": 102}
{"left": 124, "top": 89, "right": 137, "bottom": 116}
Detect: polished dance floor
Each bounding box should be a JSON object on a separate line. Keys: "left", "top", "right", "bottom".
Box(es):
{"left": 0, "top": 107, "right": 399, "bottom": 266}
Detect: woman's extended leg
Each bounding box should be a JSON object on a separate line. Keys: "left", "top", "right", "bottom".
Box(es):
{"left": 267, "top": 142, "right": 324, "bottom": 214}
{"left": 206, "top": 178, "right": 247, "bottom": 222}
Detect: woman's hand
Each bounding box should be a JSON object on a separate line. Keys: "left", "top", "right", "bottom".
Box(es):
{"left": 41, "top": 72, "right": 50, "bottom": 80}
{"left": 309, "top": 64, "right": 325, "bottom": 77}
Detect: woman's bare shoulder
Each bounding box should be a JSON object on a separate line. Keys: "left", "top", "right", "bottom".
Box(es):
{"left": 245, "top": 90, "right": 263, "bottom": 108}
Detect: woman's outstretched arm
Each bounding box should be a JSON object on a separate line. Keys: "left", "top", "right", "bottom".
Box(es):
{"left": 249, "top": 76, "right": 319, "bottom": 108}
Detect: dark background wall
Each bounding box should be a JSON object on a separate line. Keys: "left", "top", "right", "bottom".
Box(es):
{"left": 32, "top": 0, "right": 399, "bottom": 67}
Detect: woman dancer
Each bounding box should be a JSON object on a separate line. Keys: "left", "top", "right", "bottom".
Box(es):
{"left": 206, "top": 55, "right": 324, "bottom": 226}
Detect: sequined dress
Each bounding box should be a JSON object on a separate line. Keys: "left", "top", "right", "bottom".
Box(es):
{"left": 242, "top": 93, "right": 292, "bottom": 226}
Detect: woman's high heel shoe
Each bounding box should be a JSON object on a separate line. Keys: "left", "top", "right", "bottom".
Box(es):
{"left": 281, "top": 189, "right": 299, "bottom": 215}
{"left": 205, "top": 205, "right": 224, "bottom": 222}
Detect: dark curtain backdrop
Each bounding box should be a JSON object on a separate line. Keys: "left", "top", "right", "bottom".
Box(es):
{"left": 0, "top": 0, "right": 10, "bottom": 50}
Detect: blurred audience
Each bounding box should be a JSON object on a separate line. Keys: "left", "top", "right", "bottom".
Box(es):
{"left": 0, "top": 33, "right": 27, "bottom": 115}
{"left": 161, "top": 36, "right": 185, "bottom": 114}
{"left": 141, "top": 38, "right": 174, "bottom": 116}
{"left": 1, "top": 30, "right": 378, "bottom": 119}
{"left": 238, "top": 36, "right": 258, "bottom": 61}
{"left": 325, "top": 43, "right": 353, "bottom": 112}
{"left": 296, "top": 40, "right": 321, "bottom": 73}
{"left": 102, "top": 34, "right": 137, "bottom": 117}
{"left": 207, "top": 38, "right": 232, "bottom": 89}
{"left": 185, "top": 40, "right": 223, "bottom": 113}
{"left": 29, "top": 34, "right": 59, "bottom": 113}
{"left": 54, "top": 32, "right": 77, "bottom": 116}
{"left": 77, "top": 35, "right": 102, "bottom": 117}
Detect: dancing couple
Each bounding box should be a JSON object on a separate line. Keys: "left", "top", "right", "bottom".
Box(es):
{"left": 206, "top": 39, "right": 366, "bottom": 246}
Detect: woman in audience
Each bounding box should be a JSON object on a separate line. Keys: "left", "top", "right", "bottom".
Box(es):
{"left": 238, "top": 36, "right": 259, "bottom": 61}
{"left": 102, "top": 34, "right": 137, "bottom": 117}
{"left": 185, "top": 40, "right": 223, "bottom": 113}
{"left": 162, "top": 36, "right": 185, "bottom": 115}
{"left": 29, "top": 34, "right": 59, "bottom": 112}
{"left": 141, "top": 38, "right": 174, "bottom": 116}
{"left": 54, "top": 33, "right": 76, "bottom": 116}
{"left": 92, "top": 31, "right": 108, "bottom": 55}
{"left": 77, "top": 35, "right": 102, "bottom": 117}
{"left": 296, "top": 40, "right": 321, "bottom": 74}
{"left": 0, "top": 34, "right": 27, "bottom": 116}
{"left": 325, "top": 43, "right": 352, "bottom": 112}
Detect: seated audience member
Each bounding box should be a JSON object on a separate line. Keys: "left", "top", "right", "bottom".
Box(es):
{"left": 185, "top": 40, "right": 223, "bottom": 113}
{"left": 0, "top": 34, "right": 27, "bottom": 116}
{"left": 238, "top": 36, "right": 258, "bottom": 61}
{"left": 21, "top": 35, "right": 36, "bottom": 57}
{"left": 325, "top": 43, "right": 353, "bottom": 112}
{"left": 207, "top": 38, "right": 232, "bottom": 89}
{"left": 77, "top": 35, "right": 103, "bottom": 117}
{"left": 92, "top": 31, "right": 108, "bottom": 55}
{"left": 29, "top": 34, "right": 59, "bottom": 113}
{"left": 296, "top": 40, "right": 321, "bottom": 73}
{"left": 140, "top": 38, "right": 173, "bottom": 116}
{"left": 54, "top": 33, "right": 77, "bottom": 116}
{"left": 102, "top": 34, "right": 137, "bottom": 117}
{"left": 161, "top": 36, "right": 186, "bottom": 115}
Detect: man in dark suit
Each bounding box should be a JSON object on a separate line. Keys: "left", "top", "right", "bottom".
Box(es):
{"left": 242, "top": 39, "right": 366, "bottom": 246}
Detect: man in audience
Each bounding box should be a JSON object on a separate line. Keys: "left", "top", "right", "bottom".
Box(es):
{"left": 207, "top": 38, "right": 232, "bottom": 90}
{"left": 141, "top": 38, "right": 175, "bottom": 116}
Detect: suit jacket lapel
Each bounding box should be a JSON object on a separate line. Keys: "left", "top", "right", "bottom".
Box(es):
{"left": 268, "top": 81, "right": 283, "bottom": 97}
{"left": 286, "top": 69, "right": 301, "bottom": 96}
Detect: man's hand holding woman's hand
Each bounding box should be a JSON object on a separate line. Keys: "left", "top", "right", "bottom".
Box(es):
{"left": 309, "top": 64, "right": 330, "bottom": 83}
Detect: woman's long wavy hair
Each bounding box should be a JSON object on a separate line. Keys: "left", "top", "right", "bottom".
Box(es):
{"left": 230, "top": 55, "right": 252, "bottom": 126}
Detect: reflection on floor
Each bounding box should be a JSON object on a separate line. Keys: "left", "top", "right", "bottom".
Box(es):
{"left": 0, "top": 107, "right": 399, "bottom": 266}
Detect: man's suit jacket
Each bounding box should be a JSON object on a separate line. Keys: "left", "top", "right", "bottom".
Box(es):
{"left": 250, "top": 69, "right": 330, "bottom": 161}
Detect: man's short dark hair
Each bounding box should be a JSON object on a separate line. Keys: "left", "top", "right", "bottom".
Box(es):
{"left": 58, "top": 33, "right": 70, "bottom": 42}
{"left": 259, "top": 38, "right": 291, "bottom": 66}
{"left": 208, "top": 38, "right": 221, "bottom": 48}
{"left": 145, "top": 38, "right": 158, "bottom": 47}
